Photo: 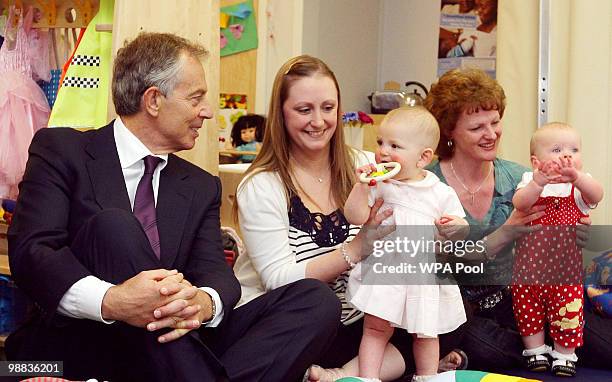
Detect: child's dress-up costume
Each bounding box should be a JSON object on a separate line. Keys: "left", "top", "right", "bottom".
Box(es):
{"left": 347, "top": 171, "right": 467, "bottom": 337}
{"left": 512, "top": 172, "right": 592, "bottom": 348}
{"left": 0, "top": 7, "right": 50, "bottom": 199}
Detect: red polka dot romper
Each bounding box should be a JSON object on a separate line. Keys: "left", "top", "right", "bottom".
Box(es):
{"left": 512, "top": 179, "right": 589, "bottom": 348}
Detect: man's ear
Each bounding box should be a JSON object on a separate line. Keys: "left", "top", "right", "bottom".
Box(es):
{"left": 530, "top": 155, "right": 540, "bottom": 169}
{"left": 142, "top": 87, "right": 162, "bottom": 117}
{"left": 417, "top": 148, "right": 434, "bottom": 168}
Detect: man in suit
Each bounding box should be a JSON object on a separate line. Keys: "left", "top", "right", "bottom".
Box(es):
{"left": 7, "top": 32, "right": 340, "bottom": 381}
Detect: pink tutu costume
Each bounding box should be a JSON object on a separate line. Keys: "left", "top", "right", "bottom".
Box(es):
{"left": 0, "top": 7, "right": 50, "bottom": 199}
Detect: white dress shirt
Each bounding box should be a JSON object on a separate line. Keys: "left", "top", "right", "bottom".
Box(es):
{"left": 58, "top": 117, "right": 224, "bottom": 326}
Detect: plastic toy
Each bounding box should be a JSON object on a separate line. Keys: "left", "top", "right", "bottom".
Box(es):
{"left": 359, "top": 162, "right": 401, "bottom": 185}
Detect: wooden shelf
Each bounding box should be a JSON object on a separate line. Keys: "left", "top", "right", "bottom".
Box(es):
{"left": 219, "top": 149, "right": 259, "bottom": 157}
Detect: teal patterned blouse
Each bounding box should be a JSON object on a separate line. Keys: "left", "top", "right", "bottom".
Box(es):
{"left": 427, "top": 158, "right": 528, "bottom": 303}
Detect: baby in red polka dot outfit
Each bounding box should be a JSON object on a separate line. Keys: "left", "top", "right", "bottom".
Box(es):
{"left": 511, "top": 122, "right": 604, "bottom": 377}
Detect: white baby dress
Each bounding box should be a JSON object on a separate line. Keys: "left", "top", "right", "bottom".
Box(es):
{"left": 347, "top": 171, "right": 467, "bottom": 337}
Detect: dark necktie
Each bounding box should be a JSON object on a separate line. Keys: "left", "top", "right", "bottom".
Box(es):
{"left": 134, "top": 155, "right": 163, "bottom": 259}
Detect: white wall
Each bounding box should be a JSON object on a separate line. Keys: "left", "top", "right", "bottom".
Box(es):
{"left": 378, "top": 0, "right": 440, "bottom": 92}
{"left": 255, "top": 0, "right": 304, "bottom": 114}
{"left": 302, "top": 0, "right": 381, "bottom": 112}
{"left": 256, "top": 0, "right": 440, "bottom": 113}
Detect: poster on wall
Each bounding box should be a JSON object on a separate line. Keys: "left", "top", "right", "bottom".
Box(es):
{"left": 217, "top": 93, "right": 248, "bottom": 150}
{"left": 220, "top": 0, "right": 258, "bottom": 57}
{"left": 437, "top": 0, "right": 498, "bottom": 78}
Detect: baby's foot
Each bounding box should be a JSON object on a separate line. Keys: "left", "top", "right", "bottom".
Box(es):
{"left": 304, "top": 365, "right": 348, "bottom": 382}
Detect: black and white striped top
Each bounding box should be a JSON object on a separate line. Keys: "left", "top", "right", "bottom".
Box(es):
{"left": 289, "top": 195, "right": 364, "bottom": 325}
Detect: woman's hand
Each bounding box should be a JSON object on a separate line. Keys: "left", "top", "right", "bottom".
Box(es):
{"left": 499, "top": 204, "right": 546, "bottom": 241}
{"left": 435, "top": 215, "right": 469, "bottom": 241}
{"left": 482, "top": 205, "right": 547, "bottom": 261}
{"left": 576, "top": 215, "right": 592, "bottom": 248}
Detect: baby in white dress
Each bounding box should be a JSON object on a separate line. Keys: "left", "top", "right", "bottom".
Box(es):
{"left": 344, "top": 107, "right": 468, "bottom": 382}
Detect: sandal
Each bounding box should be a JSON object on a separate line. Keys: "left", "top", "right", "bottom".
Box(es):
{"left": 551, "top": 350, "right": 578, "bottom": 377}
{"left": 552, "top": 358, "right": 577, "bottom": 377}
{"left": 454, "top": 349, "right": 468, "bottom": 370}
{"left": 302, "top": 365, "right": 348, "bottom": 382}
{"left": 438, "top": 348, "right": 468, "bottom": 372}
{"left": 524, "top": 354, "right": 551, "bottom": 372}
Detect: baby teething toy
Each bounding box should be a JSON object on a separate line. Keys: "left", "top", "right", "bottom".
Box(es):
{"left": 359, "top": 162, "right": 401, "bottom": 185}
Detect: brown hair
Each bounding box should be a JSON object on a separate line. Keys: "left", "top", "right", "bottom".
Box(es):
{"left": 233, "top": 55, "right": 356, "bottom": 220}
{"left": 424, "top": 68, "right": 505, "bottom": 160}
{"left": 112, "top": 32, "right": 208, "bottom": 116}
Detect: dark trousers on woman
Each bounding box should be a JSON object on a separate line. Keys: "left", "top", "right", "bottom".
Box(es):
{"left": 460, "top": 294, "right": 612, "bottom": 371}
{"left": 7, "top": 209, "right": 341, "bottom": 382}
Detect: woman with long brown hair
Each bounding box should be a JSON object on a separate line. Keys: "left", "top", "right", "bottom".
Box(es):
{"left": 233, "top": 55, "right": 464, "bottom": 381}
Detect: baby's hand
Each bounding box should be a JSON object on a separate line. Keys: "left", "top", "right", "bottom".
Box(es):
{"left": 554, "top": 156, "right": 580, "bottom": 183}
{"left": 356, "top": 163, "right": 379, "bottom": 186}
{"left": 435, "top": 215, "right": 469, "bottom": 241}
{"left": 533, "top": 159, "right": 561, "bottom": 186}
{"left": 356, "top": 164, "right": 377, "bottom": 176}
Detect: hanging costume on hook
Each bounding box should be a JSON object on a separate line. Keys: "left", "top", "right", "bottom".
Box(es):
{"left": 0, "top": 6, "right": 50, "bottom": 199}
{"left": 47, "top": 0, "right": 114, "bottom": 128}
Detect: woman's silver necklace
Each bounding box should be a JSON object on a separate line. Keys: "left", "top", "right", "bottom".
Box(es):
{"left": 450, "top": 161, "right": 493, "bottom": 205}
{"left": 293, "top": 162, "right": 328, "bottom": 183}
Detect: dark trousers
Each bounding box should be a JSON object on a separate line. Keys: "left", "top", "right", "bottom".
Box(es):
{"left": 7, "top": 209, "right": 341, "bottom": 381}
{"left": 460, "top": 295, "right": 612, "bottom": 371}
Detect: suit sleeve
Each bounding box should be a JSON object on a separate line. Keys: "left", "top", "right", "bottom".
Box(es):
{"left": 8, "top": 129, "right": 92, "bottom": 313}
{"left": 183, "top": 176, "right": 241, "bottom": 315}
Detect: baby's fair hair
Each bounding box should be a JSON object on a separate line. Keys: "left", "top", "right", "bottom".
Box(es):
{"left": 382, "top": 106, "right": 440, "bottom": 150}
{"left": 530, "top": 122, "right": 579, "bottom": 155}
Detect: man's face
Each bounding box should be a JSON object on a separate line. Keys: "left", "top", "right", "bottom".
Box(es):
{"left": 156, "top": 54, "right": 213, "bottom": 152}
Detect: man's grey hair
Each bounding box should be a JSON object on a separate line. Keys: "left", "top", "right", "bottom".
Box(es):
{"left": 112, "top": 32, "right": 208, "bottom": 116}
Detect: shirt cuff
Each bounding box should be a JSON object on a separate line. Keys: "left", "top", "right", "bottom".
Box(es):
{"left": 57, "top": 275, "right": 115, "bottom": 324}
{"left": 199, "top": 287, "right": 224, "bottom": 327}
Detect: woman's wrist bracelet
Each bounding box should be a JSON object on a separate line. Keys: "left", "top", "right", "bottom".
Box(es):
{"left": 341, "top": 242, "right": 357, "bottom": 270}
{"left": 482, "top": 235, "right": 495, "bottom": 261}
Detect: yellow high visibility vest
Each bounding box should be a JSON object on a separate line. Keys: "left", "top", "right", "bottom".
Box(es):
{"left": 48, "top": 0, "right": 114, "bottom": 128}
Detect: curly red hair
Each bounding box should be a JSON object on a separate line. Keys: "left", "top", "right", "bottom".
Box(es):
{"left": 424, "top": 68, "right": 505, "bottom": 160}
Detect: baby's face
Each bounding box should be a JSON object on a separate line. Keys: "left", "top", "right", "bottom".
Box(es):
{"left": 533, "top": 129, "right": 582, "bottom": 170}
{"left": 375, "top": 120, "right": 430, "bottom": 180}
{"left": 241, "top": 127, "right": 256, "bottom": 143}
